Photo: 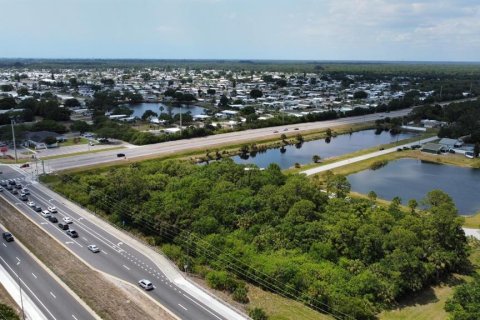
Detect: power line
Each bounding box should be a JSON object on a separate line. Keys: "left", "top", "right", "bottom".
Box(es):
{"left": 61, "top": 174, "right": 356, "bottom": 320}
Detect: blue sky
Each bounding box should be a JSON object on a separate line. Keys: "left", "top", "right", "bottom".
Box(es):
{"left": 1, "top": 0, "right": 479, "bottom": 61}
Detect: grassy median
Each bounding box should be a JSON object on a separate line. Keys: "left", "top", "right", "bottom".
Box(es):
{"left": 0, "top": 197, "right": 174, "bottom": 320}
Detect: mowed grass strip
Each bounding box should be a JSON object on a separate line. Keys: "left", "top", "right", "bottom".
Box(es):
{"left": 0, "top": 197, "right": 174, "bottom": 320}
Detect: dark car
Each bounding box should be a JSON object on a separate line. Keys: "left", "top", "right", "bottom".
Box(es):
{"left": 48, "top": 216, "right": 58, "bottom": 223}
{"left": 11, "top": 189, "right": 18, "bottom": 195}
{"left": 8, "top": 180, "right": 16, "bottom": 185}
{"left": 6, "top": 185, "right": 13, "bottom": 191}
{"left": 19, "top": 195, "right": 28, "bottom": 201}
{"left": 66, "top": 230, "right": 78, "bottom": 238}
{"left": 0, "top": 181, "right": 7, "bottom": 187}
{"left": 15, "top": 184, "right": 22, "bottom": 189}
{"left": 33, "top": 206, "right": 42, "bottom": 212}
{"left": 20, "top": 163, "right": 30, "bottom": 168}
{"left": 2, "top": 232, "right": 14, "bottom": 242}
{"left": 58, "top": 223, "right": 69, "bottom": 230}
{"left": 117, "top": 153, "right": 125, "bottom": 158}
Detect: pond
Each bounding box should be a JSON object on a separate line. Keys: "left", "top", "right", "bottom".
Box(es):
{"left": 126, "top": 103, "right": 206, "bottom": 118}
{"left": 232, "top": 129, "right": 417, "bottom": 169}
{"left": 348, "top": 158, "right": 480, "bottom": 214}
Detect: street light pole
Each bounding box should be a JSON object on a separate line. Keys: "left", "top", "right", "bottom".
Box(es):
{"left": 11, "top": 119, "right": 18, "bottom": 163}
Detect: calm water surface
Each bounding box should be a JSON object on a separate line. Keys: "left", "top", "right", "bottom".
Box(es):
{"left": 348, "top": 158, "right": 480, "bottom": 214}
{"left": 126, "top": 103, "right": 206, "bottom": 118}
{"left": 232, "top": 130, "right": 417, "bottom": 169}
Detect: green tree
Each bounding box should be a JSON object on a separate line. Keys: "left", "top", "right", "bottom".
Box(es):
{"left": 312, "top": 155, "right": 321, "bottom": 163}
{"left": 70, "top": 120, "right": 90, "bottom": 134}
{"left": 141, "top": 110, "right": 158, "bottom": 121}
{"left": 249, "top": 307, "right": 268, "bottom": 320}
{"left": 353, "top": 91, "right": 368, "bottom": 99}
{"left": 408, "top": 199, "right": 418, "bottom": 213}
{"left": 328, "top": 174, "right": 351, "bottom": 198}
{"left": 445, "top": 274, "right": 480, "bottom": 319}
{"left": 367, "top": 191, "right": 377, "bottom": 202}
{"left": 250, "top": 88, "right": 263, "bottom": 99}
{"left": 17, "top": 87, "right": 29, "bottom": 96}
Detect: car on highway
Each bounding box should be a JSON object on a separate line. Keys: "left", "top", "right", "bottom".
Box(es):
{"left": 20, "top": 163, "right": 30, "bottom": 168}
{"left": 87, "top": 245, "right": 100, "bottom": 253}
{"left": 47, "top": 206, "right": 57, "bottom": 213}
{"left": 63, "top": 217, "right": 73, "bottom": 224}
{"left": 6, "top": 185, "right": 13, "bottom": 191}
{"left": 27, "top": 201, "right": 36, "bottom": 207}
{"left": 11, "top": 189, "right": 18, "bottom": 195}
{"left": 283, "top": 128, "right": 288, "bottom": 131}
{"left": 0, "top": 181, "right": 7, "bottom": 187}
{"left": 294, "top": 128, "right": 299, "bottom": 130}
{"left": 66, "top": 229, "right": 78, "bottom": 238}
{"left": 33, "top": 206, "right": 42, "bottom": 212}
{"left": 2, "top": 232, "right": 14, "bottom": 242}
{"left": 19, "top": 195, "right": 28, "bottom": 201}
{"left": 21, "top": 188, "right": 30, "bottom": 195}
{"left": 138, "top": 279, "right": 154, "bottom": 291}
{"left": 58, "top": 223, "right": 69, "bottom": 230}
{"left": 117, "top": 153, "right": 126, "bottom": 158}
{"left": 48, "top": 216, "right": 58, "bottom": 223}
{"left": 41, "top": 210, "right": 51, "bottom": 218}
{"left": 273, "top": 130, "right": 278, "bottom": 133}
{"left": 8, "top": 180, "right": 16, "bottom": 185}
{"left": 15, "top": 184, "right": 22, "bottom": 189}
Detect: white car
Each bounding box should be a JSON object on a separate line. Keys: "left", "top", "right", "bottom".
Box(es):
{"left": 41, "top": 210, "right": 51, "bottom": 218}
{"left": 27, "top": 201, "right": 35, "bottom": 207}
{"left": 47, "top": 206, "right": 57, "bottom": 213}
{"left": 138, "top": 279, "right": 154, "bottom": 291}
{"left": 87, "top": 245, "right": 100, "bottom": 253}
{"left": 63, "top": 217, "right": 73, "bottom": 224}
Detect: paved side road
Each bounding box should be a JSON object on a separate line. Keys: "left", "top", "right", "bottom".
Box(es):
{"left": 463, "top": 228, "right": 480, "bottom": 240}
{"left": 301, "top": 136, "right": 438, "bottom": 176}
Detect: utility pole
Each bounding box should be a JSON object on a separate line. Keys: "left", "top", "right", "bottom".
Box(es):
{"left": 11, "top": 119, "right": 18, "bottom": 163}
{"left": 179, "top": 105, "right": 182, "bottom": 132}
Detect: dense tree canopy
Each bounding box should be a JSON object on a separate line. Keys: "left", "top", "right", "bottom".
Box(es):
{"left": 49, "top": 160, "right": 469, "bottom": 319}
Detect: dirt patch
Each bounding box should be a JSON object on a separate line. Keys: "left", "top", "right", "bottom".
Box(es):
{"left": 0, "top": 197, "right": 174, "bottom": 320}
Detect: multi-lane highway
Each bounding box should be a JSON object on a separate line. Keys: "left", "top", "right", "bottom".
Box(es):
{"left": 46, "top": 108, "right": 414, "bottom": 171}
{"left": 0, "top": 221, "right": 96, "bottom": 320}
{"left": 0, "top": 166, "right": 247, "bottom": 320}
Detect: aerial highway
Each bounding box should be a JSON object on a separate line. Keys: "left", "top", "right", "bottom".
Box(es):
{"left": 0, "top": 222, "right": 96, "bottom": 320}
{"left": 45, "top": 108, "right": 414, "bottom": 171}
{"left": 0, "top": 166, "right": 247, "bottom": 320}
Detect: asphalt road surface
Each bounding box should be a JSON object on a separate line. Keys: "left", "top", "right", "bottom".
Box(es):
{"left": 0, "top": 166, "right": 245, "bottom": 320}
{"left": 0, "top": 222, "right": 95, "bottom": 320}
{"left": 46, "top": 109, "right": 413, "bottom": 171}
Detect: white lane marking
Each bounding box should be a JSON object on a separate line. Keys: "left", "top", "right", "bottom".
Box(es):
{"left": 0, "top": 256, "right": 58, "bottom": 320}
{"left": 72, "top": 315, "right": 78, "bottom": 320}
{"left": 102, "top": 251, "right": 108, "bottom": 255}
{"left": 82, "top": 237, "right": 88, "bottom": 241}
{"left": 2, "top": 243, "right": 6, "bottom": 247}
{"left": 16, "top": 257, "right": 20, "bottom": 262}
{"left": 32, "top": 273, "right": 37, "bottom": 279}
{"left": 182, "top": 293, "right": 223, "bottom": 320}
{"left": 50, "top": 292, "right": 56, "bottom": 299}
{"left": 117, "top": 242, "right": 123, "bottom": 246}
{"left": 40, "top": 222, "right": 48, "bottom": 225}
{"left": 65, "top": 241, "right": 74, "bottom": 244}
{"left": 178, "top": 304, "right": 188, "bottom": 311}
{"left": 122, "top": 265, "right": 130, "bottom": 271}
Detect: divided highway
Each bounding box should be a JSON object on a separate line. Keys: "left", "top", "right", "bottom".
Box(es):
{"left": 0, "top": 222, "right": 96, "bottom": 320}
{"left": 0, "top": 166, "right": 246, "bottom": 320}
{"left": 46, "top": 108, "right": 414, "bottom": 171}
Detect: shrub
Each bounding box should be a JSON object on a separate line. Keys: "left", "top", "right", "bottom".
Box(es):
{"left": 249, "top": 307, "right": 268, "bottom": 320}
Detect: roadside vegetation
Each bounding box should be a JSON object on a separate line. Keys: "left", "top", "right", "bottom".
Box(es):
{"left": 43, "top": 159, "right": 469, "bottom": 319}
